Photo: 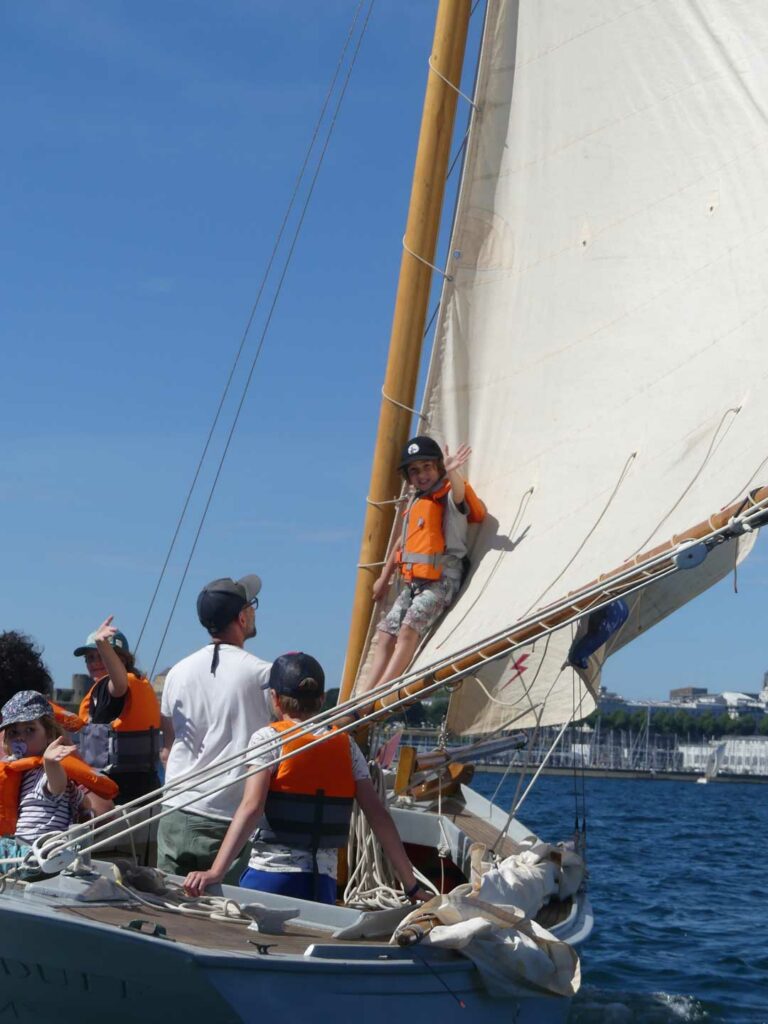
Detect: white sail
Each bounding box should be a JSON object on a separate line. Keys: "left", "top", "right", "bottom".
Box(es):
{"left": 403, "top": 0, "right": 768, "bottom": 732}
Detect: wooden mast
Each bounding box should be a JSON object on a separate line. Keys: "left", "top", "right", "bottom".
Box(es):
{"left": 339, "top": 0, "right": 473, "bottom": 701}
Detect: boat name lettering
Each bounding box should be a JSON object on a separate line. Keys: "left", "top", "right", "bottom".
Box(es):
{"left": 0, "top": 958, "right": 128, "bottom": 998}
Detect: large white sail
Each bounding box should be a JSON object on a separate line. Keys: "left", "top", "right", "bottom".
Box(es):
{"left": 402, "top": 0, "right": 768, "bottom": 733}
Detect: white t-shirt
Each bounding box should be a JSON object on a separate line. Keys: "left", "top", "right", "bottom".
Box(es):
{"left": 161, "top": 643, "right": 271, "bottom": 820}
{"left": 246, "top": 722, "right": 369, "bottom": 878}
{"left": 440, "top": 492, "right": 469, "bottom": 582}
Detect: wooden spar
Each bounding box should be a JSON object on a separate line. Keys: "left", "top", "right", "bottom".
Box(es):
{"left": 372, "top": 485, "right": 768, "bottom": 712}
{"left": 339, "top": 0, "right": 473, "bottom": 702}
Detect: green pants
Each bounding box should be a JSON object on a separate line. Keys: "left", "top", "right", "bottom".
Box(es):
{"left": 156, "top": 808, "right": 250, "bottom": 884}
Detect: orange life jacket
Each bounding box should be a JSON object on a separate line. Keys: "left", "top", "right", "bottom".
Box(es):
{"left": 78, "top": 673, "right": 161, "bottom": 731}
{"left": 0, "top": 755, "right": 119, "bottom": 837}
{"left": 78, "top": 674, "right": 161, "bottom": 777}
{"left": 259, "top": 720, "right": 356, "bottom": 853}
{"left": 396, "top": 479, "right": 486, "bottom": 583}
{"left": 51, "top": 702, "right": 86, "bottom": 734}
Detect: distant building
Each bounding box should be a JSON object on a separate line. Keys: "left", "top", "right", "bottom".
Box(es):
{"left": 599, "top": 681, "right": 768, "bottom": 722}
{"left": 670, "top": 686, "right": 708, "bottom": 700}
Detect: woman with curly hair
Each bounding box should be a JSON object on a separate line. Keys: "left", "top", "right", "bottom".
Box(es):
{"left": 0, "top": 631, "right": 82, "bottom": 733}
{"left": 0, "top": 630, "right": 54, "bottom": 708}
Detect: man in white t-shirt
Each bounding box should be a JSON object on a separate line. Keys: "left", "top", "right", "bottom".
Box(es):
{"left": 157, "top": 574, "right": 271, "bottom": 879}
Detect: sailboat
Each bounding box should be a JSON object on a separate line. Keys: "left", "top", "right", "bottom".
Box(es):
{"left": 696, "top": 741, "right": 726, "bottom": 784}
{"left": 2, "top": 0, "right": 768, "bottom": 1021}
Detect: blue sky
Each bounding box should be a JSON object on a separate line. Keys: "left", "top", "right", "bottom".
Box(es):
{"left": 1, "top": 1, "right": 765, "bottom": 704}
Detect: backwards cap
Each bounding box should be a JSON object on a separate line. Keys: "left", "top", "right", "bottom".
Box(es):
{"left": 197, "top": 574, "right": 262, "bottom": 633}
{"left": 269, "top": 652, "right": 325, "bottom": 698}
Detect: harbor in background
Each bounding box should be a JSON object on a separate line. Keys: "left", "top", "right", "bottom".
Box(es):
{"left": 392, "top": 724, "right": 768, "bottom": 783}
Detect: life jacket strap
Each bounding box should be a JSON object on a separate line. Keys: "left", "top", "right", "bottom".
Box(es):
{"left": 258, "top": 790, "right": 353, "bottom": 851}
{"left": 77, "top": 725, "right": 160, "bottom": 775}
{"left": 108, "top": 728, "right": 161, "bottom": 774}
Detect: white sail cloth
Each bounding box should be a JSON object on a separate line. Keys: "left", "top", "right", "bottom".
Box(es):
{"left": 397, "top": 0, "right": 768, "bottom": 732}
{"left": 392, "top": 840, "right": 584, "bottom": 998}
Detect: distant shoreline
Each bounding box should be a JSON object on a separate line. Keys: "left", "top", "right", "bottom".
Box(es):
{"left": 476, "top": 765, "right": 768, "bottom": 784}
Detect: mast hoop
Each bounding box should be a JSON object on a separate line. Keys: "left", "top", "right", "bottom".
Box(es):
{"left": 427, "top": 55, "right": 480, "bottom": 111}
{"left": 402, "top": 236, "right": 453, "bottom": 281}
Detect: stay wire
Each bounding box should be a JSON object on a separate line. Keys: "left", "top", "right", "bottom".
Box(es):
{"left": 133, "top": 0, "right": 370, "bottom": 660}
{"left": 147, "top": 0, "right": 377, "bottom": 679}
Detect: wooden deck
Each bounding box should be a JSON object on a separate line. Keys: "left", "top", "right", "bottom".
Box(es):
{"left": 59, "top": 901, "right": 375, "bottom": 957}
{"left": 57, "top": 801, "right": 575, "bottom": 952}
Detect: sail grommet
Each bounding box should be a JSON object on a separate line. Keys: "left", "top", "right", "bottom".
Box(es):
{"left": 673, "top": 542, "right": 708, "bottom": 570}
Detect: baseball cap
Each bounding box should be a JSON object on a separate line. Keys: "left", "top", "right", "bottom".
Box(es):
{"left": 1, "top": 690, "right": 54, "bottom": 727}
{"left": 269, "top": 652, "right": 325, "bottom": 698}
{"left": 197, "top": 574, "right": 262, "bottom": 633}
{"left": 74, "top": 630, "right": 130, "bottom": 658}
{"left": 398, "top": 435, "right": 444, "bottom": 469}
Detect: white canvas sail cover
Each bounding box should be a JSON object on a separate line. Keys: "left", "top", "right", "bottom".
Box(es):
{"left": 395, "top": 0, "right": 768, "bottom": 733}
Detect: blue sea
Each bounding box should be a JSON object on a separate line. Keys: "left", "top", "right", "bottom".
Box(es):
{"left": 473, "top": 772, "right": 768, "bottom": 1024}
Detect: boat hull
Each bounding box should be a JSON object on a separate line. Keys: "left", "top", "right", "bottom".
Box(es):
{"left": 0, "top": 883, "right": 575, "bottom": 1024}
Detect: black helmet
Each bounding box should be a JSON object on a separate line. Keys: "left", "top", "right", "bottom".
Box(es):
{"left": 398, "top": 435, "right": 443, "bottom": 470}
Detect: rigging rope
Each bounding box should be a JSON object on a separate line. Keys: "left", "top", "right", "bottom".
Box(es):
{"left": 344, "top": 761, "right": 436, "bottom": 908}
{"left": 135, "top": 0, "right": 377, "bottom": 673}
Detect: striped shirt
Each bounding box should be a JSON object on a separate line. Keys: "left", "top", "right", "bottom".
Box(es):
{"left": 14, "top": 768, "right": 84, "bottom": 842}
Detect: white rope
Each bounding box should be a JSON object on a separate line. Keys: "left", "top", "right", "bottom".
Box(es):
{"left": 104, "top": 863, "right": 259, "bottom": 924}
{"left": 344, "top": 762, "right": 406, "bottom": 908}
{"left": 630, "top": 407, "right": 741, "bottom": 556}
{"left": 402, "top": 235, "right": 453, "bottom": 281}
{"left": 365, "top": 495, "right": 406, "bottom": 509}
{"left": 527, "top": 451, "right": 637, "bottom": 614}
{"left": 427, "top": 55, "right": 480, "bottom": 111}
{"left": 380, "top": 386, "right": 429, "bottom": 422}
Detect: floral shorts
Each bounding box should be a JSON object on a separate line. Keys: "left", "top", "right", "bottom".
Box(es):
{"left": 378, "top": 576, "right": 460, "bottom": 639}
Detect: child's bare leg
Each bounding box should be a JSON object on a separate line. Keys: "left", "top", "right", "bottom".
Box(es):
{"left": 377, "top": 625, "right": 421, "bottom": 690}
{"left": 358, "top": 631, "right": 396, "bottom": 697}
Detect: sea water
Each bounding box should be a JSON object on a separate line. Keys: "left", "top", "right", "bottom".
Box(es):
{"left": 474, "top": 772, "right": 768, "bottom": 1024}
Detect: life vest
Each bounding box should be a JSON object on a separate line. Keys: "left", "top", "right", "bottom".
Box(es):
{"left": 257, "top": 720, "right": 356, "bottom": 854}
{"left": 51, "top": 703, "right": 86, "bottom": 734}
{"left": 0, "top": 755, "right": 119, "bottom": 838}
{"left": 396, "top": 479, "right": 486, "bottom": 583}
{"left": 77, "top": 673, "right": 161, "bottom": 775}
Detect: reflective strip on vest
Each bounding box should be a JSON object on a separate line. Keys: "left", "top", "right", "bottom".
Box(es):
{"left": 257, "top": 790, "right": 354, "bottom": 851}
{"left": 401, "top": 551, "right": 444, "bottom": 567}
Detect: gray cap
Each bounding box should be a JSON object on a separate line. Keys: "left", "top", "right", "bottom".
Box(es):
{"left": 196, "top": 574, "right": 262, "bottom": 633}
{"left": 74, "top": 629, "right": 130, "bottom": 658}
{"left": 1, "top": 690, "right": 54, "bottom": 727}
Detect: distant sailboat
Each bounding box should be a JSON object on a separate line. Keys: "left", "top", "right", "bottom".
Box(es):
{"left": 697, "top": 742, "right": 726, "bottom": 784}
